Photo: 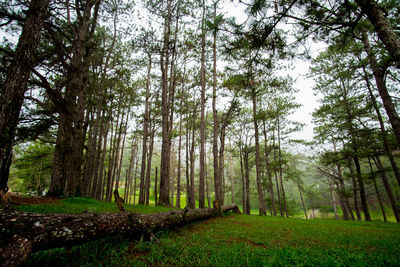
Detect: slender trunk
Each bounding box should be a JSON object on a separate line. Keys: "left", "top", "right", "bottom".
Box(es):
{"left": 348, "top": 159, "right": 362, "bottom": 221}
{"left": 374, "top": 156, "right": 400, "bottom": 222}
{"left": 277, "top": 119, "right": 288, "bottom": 217}
{"left": 133, "top": 153, "right": 139, "bottom": 205}
{"left": 361, "top": 65, "right": 400, "bottom": 187}
{"left": 115, "top": 114, "right": 128, "bottom": 191}
{"left": 145, "top": 124, "right": 155, "bottom": 205}
{"left": 361, "top": 29, "right": 400, "bottom": 148}
{"left": 212, "top": 2, "right": 221, "bottom": 206}
{"left": 329, "top": 182, "right": 339, "bottom": 220}
{"left": 243, "top": 150, "right": 251, "bottom": 215}
{"left": 159, "top": 2, "right": 172, "bottom": 205}
{"left": 95, "top": 117, "right": 109, "bottom": 200}
{"left": 198, "top": 0, "right": 206, "bottom": 208}
{"left": 299, "top": 186, "right": 308, "bottom": 220}
{"left": 251, "top": 86, "right": 266, "bottom": 215}
{"left": 230, "top": 154, "right": 234, "bottom": 204}
{"left": 239, "top": 145, "right": 246, "bottom": 212}
{"left": 263, "top": 120, "right": 276, "bottom": 215}
{"left": 154, "top": 166, "right": 158, "bottom": 205}
{"left": 186, "top": 113, "right": 190, "bottom": 207}
{"left": 368, "top": 159, "right": 387, "bottom": 222}
{"left": 188, "top": 105, "right": 197, "bottom": 209}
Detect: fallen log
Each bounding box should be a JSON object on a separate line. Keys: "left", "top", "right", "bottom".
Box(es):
{"left": 0, "top": 203, "right": 240, "bottom": 266}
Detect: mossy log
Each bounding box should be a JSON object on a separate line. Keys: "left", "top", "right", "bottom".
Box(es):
{"left": 0, "top": 203, "right": 240, "bottom": 266}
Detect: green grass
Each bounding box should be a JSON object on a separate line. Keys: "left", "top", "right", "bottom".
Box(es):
{"left": 20, "top": 197, "right": 400, "bottom": 266}
{"left": 15, "top": 197, "right": 175, "bottom": 214}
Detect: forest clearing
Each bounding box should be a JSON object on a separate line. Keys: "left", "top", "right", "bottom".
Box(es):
{"left": 1, "top": 0, "right": 400, "bottom": 265}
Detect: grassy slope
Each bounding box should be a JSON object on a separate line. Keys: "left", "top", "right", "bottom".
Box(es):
{"left": 17, "top": 198, "right": 400, "bottom": 266}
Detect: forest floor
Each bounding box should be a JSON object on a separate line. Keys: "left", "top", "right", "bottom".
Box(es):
{"left": 12, "top": 196, "right": 400, "bottom": 266}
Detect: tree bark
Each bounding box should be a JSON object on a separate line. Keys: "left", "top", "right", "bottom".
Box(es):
{"left": 356, "top": 0, "right": 400, "bottom": 68}
{"left": 159, "top": 0, "right": 173, "bottom": 206}
{"left": 374, "top": 156, "right": 400, "bottom": 222}
{"left": 198, "top": 0, "right": 206, "bottom": 209}
{"left": 0, "top": 0, "right": 50, "bottom": 194}
{"left": 361, "top": 29, "right": 400, "bottom": 149}
{"left": 263, "top": 120, "right": 276, "bottom": 215}
{"left": 251, "top": 86, "right": 266, "bottom": 215}
{"left": 212, "top": 1, "right": 221, "bottom": 207}
{"left": 0, "top": 203, "right": 241, "bottom": 266}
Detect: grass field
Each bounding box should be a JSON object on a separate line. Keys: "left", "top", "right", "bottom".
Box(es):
{"left": 15, "top": 197, "right": 400, "bottom": 266}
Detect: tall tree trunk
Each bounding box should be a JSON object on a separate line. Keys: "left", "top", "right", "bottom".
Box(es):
{"left": 356, "top": 0, "right": 400, "bottom": 68}
{"left": 263, "top": 120, "right": 276, "bottom": 215}
{"left": 95, "top": 117, "right": 110, "bottom": 200}
{"left": 0, "top": 0, "right": 50, "bottom": 194}
{"left": 298, "top": 186, "right": 308, "bottom": 220}
{"left": 239, "top": 144, "right": 246, "bottom": 212}
{"left": 348, "top": 159, "right": 362, "bottom": 221}
{"left": 329, "top": 182, "right": 339, "bottom": 220}
{"left": 188, "top": 104, "right": 197, "bottom": 209}
{"left": 374, "top": 156, "right": 400, "bottom": 222}
{"left": 243, "top": 150, "right": 251, "bottom": 215}
{"left": 212, "top": 1, "right": 221, "bottom": 206}
{"left": 139, "top": 54, "right": 152, "bottom": 204}
{"left": 332, "top": 141, "right": 354, "bottom": 220}
{"left": 368, "top": 158, "right": 386, "bottom": 222}
{"left": 361, "top": 64, "right": 400, "bottom": 187}
{"left": 186, "top": 113, "right": 190, "bottom": 207}
{"left": 145, "top": 124, "right": 155, "bottom": 205}
{"left": 159, "top": 0, "right": 173, "bottom": 205}
{"left": 277, "top": 118, "right": 288, "bottom": 217}
{"left": 251, "top": 86, "right": 266, "bottom": 215}
{"left": 154, "top": 166, "right": 158, "bottom": 205}
{"left": 198, "top": 0, "right": 206, "bottom": 209}
{"left": 361, "top": 29, "right": 400, "bottom": 148}
{"left": 115, "top": 113, "right": 128, "bottom": 192}
{"left": 230, "top": 154, "right": 234, "bottom": 204}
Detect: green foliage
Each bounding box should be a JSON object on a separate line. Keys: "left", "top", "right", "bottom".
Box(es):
{"left": 9, "top": 141, "right": 54, "bottom": 195}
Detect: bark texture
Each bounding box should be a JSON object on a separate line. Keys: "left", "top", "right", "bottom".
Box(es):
{"left": 356, "top": 0, "right": 400, "bottom": 68}
{"left": 0, "top": 204, "right": 240, "bottom": 266}
{"left": 0, "top": 0, "right": 50, "bottom": 193}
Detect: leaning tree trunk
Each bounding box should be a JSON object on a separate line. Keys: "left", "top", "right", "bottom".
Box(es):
{"left": 361, "top": 29, "right": 400, "bottom": 149}
{"left": 0, "top": 201, "right": 240, "bottom": 267}
{"left": 356, "top": 0, "right": 400, "bottom": 68}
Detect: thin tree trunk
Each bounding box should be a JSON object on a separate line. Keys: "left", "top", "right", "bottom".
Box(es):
{"left": 145, "top": 123, "right": 155, "bottom": 205}
{"left": 277, "top": 119, "right": 288, "bottom": 217}
{"left": 348, "top": 159, "right": 362, "bottom": 221}
{"left": 299, "top": 186, "right": 308, "bottom": 220}
{"left": 212, "top": 1, "right": 221, "bottom": 206}
{"left": 374, "top": 156, "right": 400, "bottom": 222}
{"left": 263, "top": 120, "right": 276, "bottom": 215}
{"left": 198, "top": 0, "right": 206, "bottom": 209}
{"left": 361, "top": 29, "right": 400, "bottom": 148}
{"left": 251, "top": 85, "right": 266, "bottom": 215}
{"left": 329, "top": 182, "right": 339, "bottom": 220}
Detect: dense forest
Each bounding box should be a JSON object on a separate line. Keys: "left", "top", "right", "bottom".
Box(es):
{"left": 1, "top": 0, "right": 400, "bottom": 225}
